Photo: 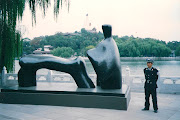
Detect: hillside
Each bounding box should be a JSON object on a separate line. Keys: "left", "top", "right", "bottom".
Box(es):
{"left": 23, "top": 28, "right": 180, "bottom": 57}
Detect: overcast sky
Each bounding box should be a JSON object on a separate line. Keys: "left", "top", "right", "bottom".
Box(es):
{"left": 17, "top": 0, "right": 180, "bottom": 42}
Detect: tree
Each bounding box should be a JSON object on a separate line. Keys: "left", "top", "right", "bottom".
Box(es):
{"left": 167, "top": 41, "right": 180, "bottom": 50}
{"left": 25, "top": 31, "right": 173, "bottom": 58}
{"left": 22, "top": 41, "right": 32, "bottom": 55}
{"left": 0, "top": 0, "right": 70, "bottom": 72}
{"left": 51, "top": 47, "right": 75, "bottom": 58}
{"left": 115, "top": 36, "right": 172, "bottom": 57}
{"left": 81, "top": 45, "right": 95, "bottom": 56}
{"left": 175, "top": 46, "right": 180, "bottom": 56}
{"left": 0, "top": 0, "right": 25, "bottom": 72}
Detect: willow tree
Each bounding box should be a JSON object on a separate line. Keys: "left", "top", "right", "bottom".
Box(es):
{"left": 0, "top": 0, "right": 69, "bottom": 72}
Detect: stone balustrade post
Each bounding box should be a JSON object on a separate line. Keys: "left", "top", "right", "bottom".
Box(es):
{"left": 125, "top": 66, "right": 131, "bottom": 85}
{"left": 1, "top": 66, "right": 7, "bottom": 86}
{"left": 47, "top": 70, "right": 52, "bottom": 82}
{"left": 125, "top": 66, "right": 130, "bottom": 76}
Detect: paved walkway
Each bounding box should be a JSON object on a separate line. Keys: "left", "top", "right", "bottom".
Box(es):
{"left": 0, "top": 92, "right": 180, "bottom": 120}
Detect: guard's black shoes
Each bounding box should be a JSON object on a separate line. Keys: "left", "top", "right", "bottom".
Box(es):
{"left": 142, "top": 108, "right": 149, "bottom": 111}
{"left": 154, "top": 110, "right": 158, "bottom": 113}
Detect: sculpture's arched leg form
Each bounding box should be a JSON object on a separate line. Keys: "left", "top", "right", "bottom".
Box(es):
{"left": 18, "top": 55, "right": 95, "bottom": 88}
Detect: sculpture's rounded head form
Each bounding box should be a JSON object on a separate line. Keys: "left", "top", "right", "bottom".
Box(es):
{"left": 87, "top": 24, "right": 122, "bottom": 89}
{"left": 102, "top": 24, "right": 112, "bottom": 39}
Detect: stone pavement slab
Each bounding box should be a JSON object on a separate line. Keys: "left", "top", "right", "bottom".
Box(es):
{"left": 0, "top": 92, "right": 180, "bottom": 120}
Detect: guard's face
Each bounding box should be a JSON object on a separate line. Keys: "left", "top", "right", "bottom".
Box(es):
{"left": 147, "top": 62, "right": 153, "bottom": 68}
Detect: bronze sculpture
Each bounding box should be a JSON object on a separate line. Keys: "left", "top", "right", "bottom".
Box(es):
{"left": 2, "top": 25, "right": 130, "bottom": 111}
{"left": 18, "top": 24, "right": 122, "bottom": 89}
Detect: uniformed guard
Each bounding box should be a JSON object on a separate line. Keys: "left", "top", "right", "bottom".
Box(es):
{"left": 142, "top": 58, "right": 159, "bottom": 113}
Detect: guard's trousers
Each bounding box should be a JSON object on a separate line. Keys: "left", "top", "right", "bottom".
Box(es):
{"left": 144, "top": 88, "right": 158, "bottom": 110}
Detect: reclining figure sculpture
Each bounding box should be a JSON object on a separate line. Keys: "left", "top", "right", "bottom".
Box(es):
{"left": 18, "top": 55, "right": 95, "bottom": 88}
{"left": 18, "top": 24, "right": 122, "bottom": 89}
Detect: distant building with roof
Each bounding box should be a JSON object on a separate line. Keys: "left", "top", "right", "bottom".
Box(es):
{"left": 86, "top": 27, "right": 97, "bottom": 33}
{"left": 33, "top": 45, "right": 53, "bottom": 54}
{"left": 22, "top": 38, "right": 31, "bottom": 41}
{"left": 62, "top": 32, "right": 81, "bottom": 37}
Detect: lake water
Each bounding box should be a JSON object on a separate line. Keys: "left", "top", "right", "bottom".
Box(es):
{"left": 14, "top": 60, "right": 180, "bottom": 76}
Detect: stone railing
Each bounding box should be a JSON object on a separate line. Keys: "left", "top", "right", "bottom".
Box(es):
{"left": 124, "top": 67, "right": 180, "bottom": 94}
{"left": 0, "top": 66, "right": 99, "bottom": 87}
{"left": 1, "top": 66, "right": 180, "bottom": 94}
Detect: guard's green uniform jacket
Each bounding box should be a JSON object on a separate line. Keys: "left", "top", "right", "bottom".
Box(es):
{"left": 144, "top": 67, "right": 159, "bottom": 89}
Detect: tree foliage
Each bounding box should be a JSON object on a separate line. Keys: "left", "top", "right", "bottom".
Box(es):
{"left": 0, "top": 0, "right": 25, "bottom": 72}
{"left": 167, "top": 41, "right": 180, "bottom": 50}
{"left": 24, "top": 29, "right": 174, "bottom": 57}
{"left": 115, "top": 36, "right": 172, "bottom": 57}
{"left": 175, "top": 46, "right": 180, "bottom": 56}
{"left": 28, "top": 29, "right": 104, "bottom": 56}
{"left": 51, "top": 47, "right": 74, "bottom": 58}
{"left": 167, "top": 41, "right": 180, "bottom": 56}
{"left": 0, "top": 0, "right": 69, "bottom": 72}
